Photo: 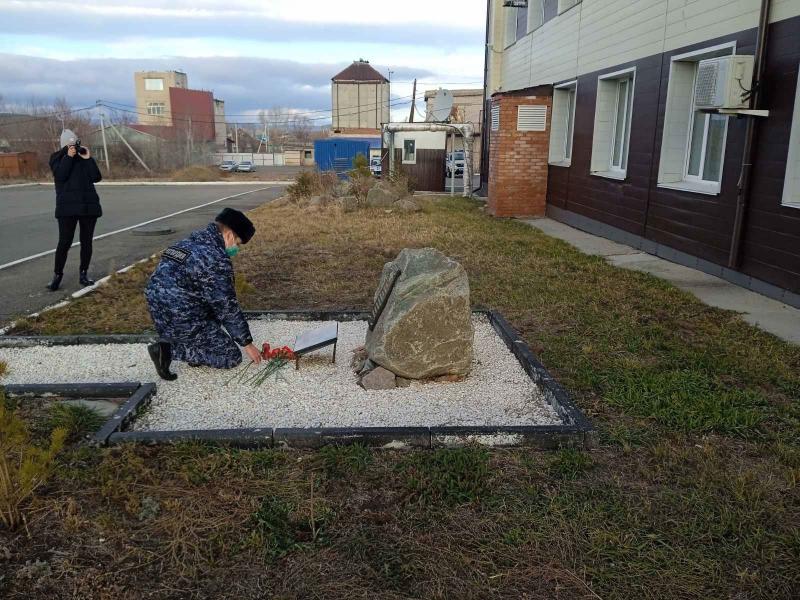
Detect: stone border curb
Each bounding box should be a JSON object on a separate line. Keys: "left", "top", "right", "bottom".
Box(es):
{"left": 0, "top": 310, "right": 595, "bottom": 449}
{"left": 2, "top": 381, "right": 155, "bottom": 446}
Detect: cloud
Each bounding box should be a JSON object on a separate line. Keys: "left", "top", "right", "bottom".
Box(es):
{"left": 0, "top": 0, "right": 484, "bottom": 48}
{"left": 0, "top": 53, "right": 436, "bottom": 120}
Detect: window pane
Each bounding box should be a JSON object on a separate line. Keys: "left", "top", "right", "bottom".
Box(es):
{"left": 144, "top": 78, "right": 163, "bottom": 91}
{"left": 702, "top": 114, "right": 727, "bottom": 182}
{"left": 622, "top": 78, "right": 634, "bottom": 169}
{"left": 403, "top": 140, "right": 415, "bottom": 161}
{"left": 612, "top": 80, "right": 628, "bottom": 167}
{"left": 516, "top": 7, "right": 528, "bottom": 40}
{"left": 565, "top": 89, "right": 575, "bottom": 159}
{"left": 687, "top": 112, "right": 705, "bottom": 177}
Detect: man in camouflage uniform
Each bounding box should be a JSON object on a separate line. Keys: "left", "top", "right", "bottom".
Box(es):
{"left": 144, "top": 208, "right": 262, "bottom": 380}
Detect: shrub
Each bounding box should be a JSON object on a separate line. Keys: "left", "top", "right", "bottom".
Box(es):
{"left": 0, "top": 396, "right": 67, "bottom": 529}
{"left": 287, "top": 169, "right": 339, "bottom": 201}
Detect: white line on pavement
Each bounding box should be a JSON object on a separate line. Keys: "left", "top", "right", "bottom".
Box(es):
{"left": 0, "top": 186, "right": 273, "bottom": 272}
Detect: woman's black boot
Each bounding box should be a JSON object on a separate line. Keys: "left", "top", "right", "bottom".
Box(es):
{"left": 79, "top": 270, "right": 95, "bottom": 286}
{"left": 46, "top": 272, "right": 63, "bottom": 291}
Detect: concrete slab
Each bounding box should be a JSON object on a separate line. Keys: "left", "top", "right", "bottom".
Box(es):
{"left": 523, "top": 218, "right": 800, "bottom": 345}
{"left": 524, "top": 218, "right": 640, "bottom": 257}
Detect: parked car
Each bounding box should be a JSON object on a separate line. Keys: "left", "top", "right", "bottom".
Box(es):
{"left": 445, "top": 151, "right": 465, "bottom": 178}
{"left": 369, "top": 157, "right": 382, "bottom": 177}
{"left": 219, "top": 160, "right": 237, "bottom": 172}
{"left": 236, "top": 161, "right": 254, "bottom": 173}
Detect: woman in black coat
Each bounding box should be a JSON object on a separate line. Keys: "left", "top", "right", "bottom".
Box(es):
{"left": 47, "top": 129, "right": 103, "bottom": 291}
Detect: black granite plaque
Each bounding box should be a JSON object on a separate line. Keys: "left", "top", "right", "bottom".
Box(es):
{"left": 368, "top": 266, "right": 401, "bottom": 330}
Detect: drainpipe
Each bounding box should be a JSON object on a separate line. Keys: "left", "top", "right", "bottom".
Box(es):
{"left": 479, "top": 0, "right": 491, "bottom": 190}
{"left": 728, "top": 0, "right": 771, "bottom": 269}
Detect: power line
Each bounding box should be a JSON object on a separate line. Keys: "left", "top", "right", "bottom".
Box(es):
{"left": 0, "top": 105, "right": 96, "bottom": 129}
{"left": 99, "top": 93, "right": 416, "bottom": 120}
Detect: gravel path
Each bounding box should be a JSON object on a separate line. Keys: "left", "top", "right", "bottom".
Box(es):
{"left": 0, "top": 317, "right": 561, "bottom": 430}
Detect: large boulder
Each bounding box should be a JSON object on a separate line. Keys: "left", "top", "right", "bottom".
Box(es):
{"left": 366, "top": 183, "right": 399, "bottom": 208}
{"left": 365, "top": 248, "right": 473, "bottom": 379}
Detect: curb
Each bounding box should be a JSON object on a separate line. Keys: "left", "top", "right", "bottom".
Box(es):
{"left": 0, "top": 310, "right": 594, "bottom": 450}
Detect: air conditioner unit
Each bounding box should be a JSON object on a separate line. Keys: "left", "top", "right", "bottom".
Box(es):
{"left": 694, "top": 55, "right": 755, "bottom": 110}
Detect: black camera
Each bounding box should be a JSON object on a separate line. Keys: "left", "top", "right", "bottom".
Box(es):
{"left": 74, "top": 138, "right": 87, "bottom": 155}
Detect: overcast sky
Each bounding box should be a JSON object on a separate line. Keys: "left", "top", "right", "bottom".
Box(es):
{"left": 0, "top": 0, "right": 486, "bottom": 124}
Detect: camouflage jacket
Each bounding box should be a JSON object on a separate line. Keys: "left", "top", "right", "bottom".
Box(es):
{"left": 146, "top": 223, "right": 252, "bottom": 346}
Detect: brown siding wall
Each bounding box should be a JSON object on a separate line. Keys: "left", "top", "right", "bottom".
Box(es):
{"left": 543, "top": 16, "right": 800, "bottom": 295}
{"left": 387, "top": 149, "right": 446, "bottom": 192}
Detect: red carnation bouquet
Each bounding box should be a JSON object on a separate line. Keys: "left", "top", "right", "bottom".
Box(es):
{"left": 225, "top": 342, "right": 297, "bottom": 386}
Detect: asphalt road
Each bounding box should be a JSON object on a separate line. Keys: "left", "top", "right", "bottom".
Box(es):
{"left": 0, "top": 183, "right": 286, "bottom": 322}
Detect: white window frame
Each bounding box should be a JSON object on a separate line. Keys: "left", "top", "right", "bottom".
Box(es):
{"left": 590, "top": 67, "right": 635, "bottom": 180}
{"left": 144, "top": 78, "right": 164, "bottom": 91}
{"left": 402, "top": 139, "right": 416, "bottom": 164}
{"left": 558, "top": 0, "right": 581, "bottom": 15}
{"left": 146, "top": 102, "right": 165, "bottom": 116}
{"left": 549, "top": 80, "right": 577, "bottom": 167}
{"left": 657, "top": 42, "right": 735, "bottom": 196}
{"left": 781, "top": 63, "right": 800, "bottom": 209}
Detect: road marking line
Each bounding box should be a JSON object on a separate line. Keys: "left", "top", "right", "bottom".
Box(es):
{"left": 0, "top": 186, "right": 273, "bottom": 272}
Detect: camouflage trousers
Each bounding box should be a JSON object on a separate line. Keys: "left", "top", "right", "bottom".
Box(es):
{"left": 146, "top": 297, "right": 242, "bottom": 369}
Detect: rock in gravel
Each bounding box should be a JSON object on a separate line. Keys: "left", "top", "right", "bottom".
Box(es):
{"left": 338, "top": 195, "right": 359, "bottom": 213}
{"left": 360, "top": 366, "right": 397, "bottom": 390}
{"left": 350, "top": 345, "right": 368, "bottom": 373}
{"left": 394, "top": 197, "right": 421, "bottom": 212}
{"left": 366, "top": 183, "right": 398, "bottom": 208}
{"left": 366, "top": 248, "right": 474, "bottom": 379}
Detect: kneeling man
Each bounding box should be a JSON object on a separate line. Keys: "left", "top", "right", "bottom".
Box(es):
{"left": 145, "top": 207, "right": 262, "bottom": 380}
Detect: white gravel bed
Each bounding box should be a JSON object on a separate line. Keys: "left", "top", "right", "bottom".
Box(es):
{"left": 0, "top": 317, "right": 562, "bottom": 430}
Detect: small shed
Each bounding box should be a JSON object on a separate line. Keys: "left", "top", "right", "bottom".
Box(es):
{"left": 314, "top": 138, "right": 371, "bottom": 175}
{"left": 382, "top": 130, "right": 447, "bottom": 192}
{"left": 0, "top": 151, "right": 38, "bottom": 178}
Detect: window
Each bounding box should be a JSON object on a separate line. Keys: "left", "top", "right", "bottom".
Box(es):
{"left": 558, "top": 0, "right": 581, "bottom": 14}
{"left": 304, "top": 150, "right": 312, "bottom": 159}
{"left": 528, "top": 0, "right": 545, "bottom": 32}
{"left": 144, "top": 78, "right": 164, "bottom": 91}
{"left": 504, "top": 5, "right": 528, "bottom": 47}
{"left": 146, "top": 102, "right": 165, "bottom": 116}
{"left": 402, "top": 139, "right": 416, "bottom": 164}
{"left": 591, "top": 69, "right": 635, "bottom": 179}
{"left": 781, "top": 64, "right": 800, "bottom": 208}
{"left": 549, "top": 81, "right": 577, "bottom": 166}
{"left": 658, "top": 43, "right": 734, "bottom": 195}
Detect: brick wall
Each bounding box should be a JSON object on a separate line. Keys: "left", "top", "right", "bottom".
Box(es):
{"left": 488, "top": 94, "right": 552, "bottom": 217}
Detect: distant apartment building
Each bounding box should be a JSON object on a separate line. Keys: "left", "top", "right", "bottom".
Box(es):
{"left": 134, "top": 70, "right": 187, "bottom": 126}
{"left": 331, "top": 60, "right": 390, "bottom": 134}
{"left": 133, "top": 70, "right": 226, "bottom": 148}
{"left": 484, "top": 0, "right": 800, "bottom": 306}
{"left": 424, "top": 88, "right": 484, "bottom": 172}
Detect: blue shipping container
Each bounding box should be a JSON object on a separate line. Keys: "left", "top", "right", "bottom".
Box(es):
{"left": 313, "top": 139, "right": 372, "bottom": 176}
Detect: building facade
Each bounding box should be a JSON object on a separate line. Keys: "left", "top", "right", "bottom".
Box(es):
{"left": 424, "top": 88, "right": 484, "bottom": 172}
{"left": 485, "top": 0, "right": 800, "bottom": 305}
{"left": 134, "top": 70, "right": 188, "bottom": 126}
{"left": 331, "top": 60, "right": 390, "bottom": 134}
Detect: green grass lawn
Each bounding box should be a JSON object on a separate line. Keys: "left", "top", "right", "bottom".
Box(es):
{"left": 1, "top": 197, "right": 798, "bottom": 599}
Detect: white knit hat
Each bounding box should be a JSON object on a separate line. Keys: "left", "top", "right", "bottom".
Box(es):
{"left": 59, "top": 129, "right": 78, "bottom": 148}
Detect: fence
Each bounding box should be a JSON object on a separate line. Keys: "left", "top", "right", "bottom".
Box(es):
{"left": 210, "top": 150, "right": 314, "bottom": 167}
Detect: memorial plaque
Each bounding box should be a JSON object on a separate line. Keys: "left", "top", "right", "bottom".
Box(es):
{"left": 368, "top": 266, "right": 401, "bottom": 330}
{"left": 293, "top": 322, "right": 339, "bottom": 369}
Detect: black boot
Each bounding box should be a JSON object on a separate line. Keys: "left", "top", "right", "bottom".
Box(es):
{"left": 79, "top": 270, "right": 95, "bottom": 286}
{"left": 47, "top": 272, "right": 63, "bottom": 291}
{"left": 147, "top": 341, "right": 178, "bottom": 381}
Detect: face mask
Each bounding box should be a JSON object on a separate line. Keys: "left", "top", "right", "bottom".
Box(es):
{"left": 226, "top": 246, "right": 239, "bottom": 258}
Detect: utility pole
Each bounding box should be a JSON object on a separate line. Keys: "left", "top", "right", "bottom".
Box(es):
{"left": 188, "top": 116, "right": 194, "bottom": 164}
{"left": 97, "top": 102, "right": 111, "bottom": 175}
{"left": 235, "top": 124, "right": 239, "bottom": 154}
{"left": 107, "top": 120, "right": 150, "bottom": 172}
{"left": 409, "top": 78, "right": 417, "bottom": 123}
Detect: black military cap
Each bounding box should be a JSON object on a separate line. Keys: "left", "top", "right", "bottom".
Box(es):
{"left": 215, "top": 207, "right": 256, "bottom": 244}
